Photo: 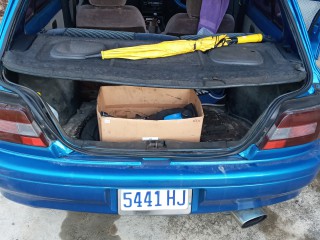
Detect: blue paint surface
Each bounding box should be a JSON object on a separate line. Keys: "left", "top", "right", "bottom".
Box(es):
{"left": 0, "top": 139, "right": 318, "bottom": 214}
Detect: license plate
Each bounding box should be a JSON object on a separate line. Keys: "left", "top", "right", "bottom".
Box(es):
{"left": 118, "top": 189, "right": 192, "bottom": 215}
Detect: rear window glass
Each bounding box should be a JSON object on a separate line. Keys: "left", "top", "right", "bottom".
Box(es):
{"left": 25, "top": 0, "right": 51, "bottom": 22}
{"left": 253, "top": 0, "right": 283, "bottom": 29}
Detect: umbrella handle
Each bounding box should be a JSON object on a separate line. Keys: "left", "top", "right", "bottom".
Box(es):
{"left": 236, "top": 34, "right": 264, "bottom": 44}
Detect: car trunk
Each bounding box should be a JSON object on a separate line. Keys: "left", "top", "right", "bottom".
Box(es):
{"left": 1, "top": 27, "right": 307, "bottom": 152}
{"left": 3, "top": 69, "right": 303, "bottom": 151}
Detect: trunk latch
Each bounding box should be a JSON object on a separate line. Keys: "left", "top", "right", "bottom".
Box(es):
{"left": 146, "top": 140, "right": 167, "bottom": 150}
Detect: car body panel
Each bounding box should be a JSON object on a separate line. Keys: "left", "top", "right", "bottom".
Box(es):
{"left": 308, "top": 10, "right": 320, "bottom": 60}
{"left": 0, "top": 140, "right": 319, "bottom": 213}
{"left": 293, "top": 0, "right": 320, "bottom": 82}
{"left": 0, "top": 0, "right": 20, "bottom": 49}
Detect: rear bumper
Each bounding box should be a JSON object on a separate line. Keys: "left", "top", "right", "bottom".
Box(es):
{"left": 0, "top": 140, "right": 319, "bottom": 214}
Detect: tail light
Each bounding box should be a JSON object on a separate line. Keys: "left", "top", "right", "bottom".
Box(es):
{"left": 260, "top": 106, "right": 320, "bottom": 150}
{"left": 0, "top": 103, "right": 49, "bottom": 147}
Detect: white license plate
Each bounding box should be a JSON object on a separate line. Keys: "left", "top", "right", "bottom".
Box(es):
{"left": 118, "top": 189, "right": 192, "bottom": 215}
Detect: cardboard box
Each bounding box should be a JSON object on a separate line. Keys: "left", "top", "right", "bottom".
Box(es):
{"left": 97, "top": 86, "right": 204, "bottom": 142}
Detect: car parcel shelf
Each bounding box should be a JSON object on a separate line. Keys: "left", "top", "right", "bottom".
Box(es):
{"left": 3, "top": 34, "right": 306, "bottom": 89}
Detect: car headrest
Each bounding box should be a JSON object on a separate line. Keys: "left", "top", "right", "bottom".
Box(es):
{"left": 89, "top": 0, "right": 127, "bottom": 7}
{"left": 187, "top": 0, "right": 202, "bottom": 18}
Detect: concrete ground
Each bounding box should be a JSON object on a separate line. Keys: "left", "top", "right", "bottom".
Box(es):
{"left": 0, "top": 173, "right": 319, "bottom": 240}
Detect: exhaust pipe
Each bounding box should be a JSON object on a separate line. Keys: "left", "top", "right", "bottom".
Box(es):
{"left": 231, "top": 208, "right": 267, "bottom": 228}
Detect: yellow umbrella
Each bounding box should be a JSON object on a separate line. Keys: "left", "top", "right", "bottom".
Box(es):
{"left": 100, "top": 34, "right": 264, "bottom": 60}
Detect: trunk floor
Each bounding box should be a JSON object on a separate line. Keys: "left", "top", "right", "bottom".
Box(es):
{"left": 63, "top": 103, "right": 251, "bottom": 143}
{"left": 201, "top": 106, "right": 250, "bottom": 142}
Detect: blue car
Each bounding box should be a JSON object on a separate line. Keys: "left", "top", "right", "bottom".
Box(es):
{"left": 0, "top": 0, "right": 319, "bottom": 228}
